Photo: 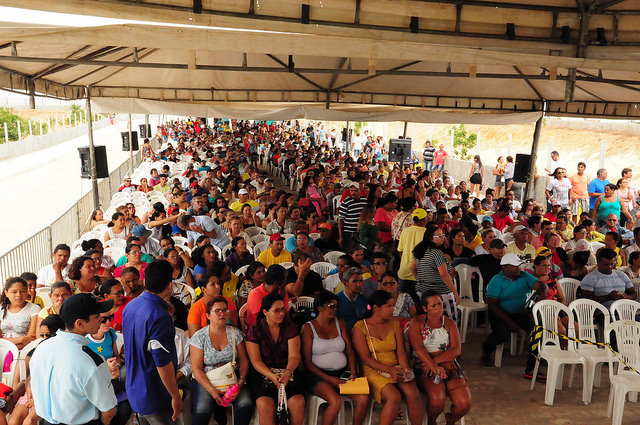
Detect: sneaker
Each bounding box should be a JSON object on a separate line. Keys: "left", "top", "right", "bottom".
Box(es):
{"left": 524, "top": 371, "right": 546, "bottom": 383}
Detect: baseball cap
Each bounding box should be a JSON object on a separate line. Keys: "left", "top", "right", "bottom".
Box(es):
{"left": 514, "top": 225, "right": 531, "bottom": 233}
{"left": 59, "top": 293, "right": 114, "bottom": 324}
{"left": 412, "top": 208, "right": 428, "bottom": 220}
{"left": 318, "top": 223, "right": 332, "bottom": 231}
{"left": 269, "top": 233, "right": 285, "bottom": 242}
{"left": 482, "top": 215, "right": 494, "bottom": 223}
{"left": 238, "top": 189, "right": 249, "bottom": 196}
{"left": 131, "top": 225, "right": 152, "bottom": 238}
{"left": 552, "top": 201, "right": 561, "bottom": 207}
{"left": 535, "top": 247, "right": 552, "bottom": 257}
{"left": 500, "top": 253, "right": 524, "bottom": 266}
{"left": 190, "top": 182, "right": 200, "bottom": 188}
{"left": 575, "top": 239, "right": 592, "bottom": 252}
{"left": 124, "top": 175, "right": 131, "bottom": 181}
{"left": 167, "top": 206, "right": 179, "bottom": 215}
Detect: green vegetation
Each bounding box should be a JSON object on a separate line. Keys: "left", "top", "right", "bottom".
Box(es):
{"left": 70, "top": 103, "right": 85, "bottom": 121}
{"left": 0, "top": 108, "right": 50, "bottom": 143}
{"left": 452, "top": 124, "right": 477, "bottom": 161}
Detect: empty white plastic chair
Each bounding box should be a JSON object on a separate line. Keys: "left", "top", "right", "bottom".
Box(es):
{"left": 310, "top": 262, "right": 335, "bottom": 279}
{"left": 569, "top": 298, "right": 614, "bottom": 403}
{"left": 455, "top": 264, "right": 487, "bottom": 343}
{"left": 324, "top": 251, "right": 346, "bottom": 266}
{"left": 530, "top": 300, "right": 588, "bottom": 406}
{"left": 245, "top": 227, "right": 266, "bottom": 239}
{"left": 610, "top": 299, "right": 640, "bottom": 321}
{"left": 253, "top": 241, "right": 270, "bottom": 258}
{"left": 605, "top": 321, "right": 640, "bottom": 425}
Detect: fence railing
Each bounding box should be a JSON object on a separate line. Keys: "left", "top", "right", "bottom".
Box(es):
{"left": 0, "top": 137, "right": 159, "bottom": 283}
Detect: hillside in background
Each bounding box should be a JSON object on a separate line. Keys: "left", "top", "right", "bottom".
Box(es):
{"left": 366, "top": 119, "right": 640, "bottom": 180}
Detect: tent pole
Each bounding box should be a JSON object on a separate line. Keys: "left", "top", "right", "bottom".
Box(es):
{"left": 145, "top": 114, "right": 149, "bottom": 139}
{"left": 403, "top": 121, "right": 408, "bottom": 138}
{"left": 128, "top": 113, "right": 133, "bottom": 174}
{"left": 85, "top": 87, "right": 100, "bottom": 211}
{"left": 525, "top": 113, "right": 544, "bottom": 200}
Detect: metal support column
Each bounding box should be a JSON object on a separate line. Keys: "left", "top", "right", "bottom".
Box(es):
{"left": 144, "top": 114, "right": 149, "bottom": 139}
{"left": 402, "top": 122, "right": 408, "bottom": 138}
{"left": 85, "top": 87, "right": 100, "bottom": 211}
{"left": 128, "top": 114, "right": 133, "bottom": 174}
{"left": 28, "top": 79, "right": 36, "bottom": 109}
{"left": 525, "top": 113, "right": 545, "bottom": 200}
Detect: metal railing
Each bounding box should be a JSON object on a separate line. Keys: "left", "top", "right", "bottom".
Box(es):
{"left": 0, "top": 137, "right": 158, "bottom": 283}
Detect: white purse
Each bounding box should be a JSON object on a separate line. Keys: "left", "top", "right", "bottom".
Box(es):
{"left": 205, "top": 327, "right": 238, "bottom": 390}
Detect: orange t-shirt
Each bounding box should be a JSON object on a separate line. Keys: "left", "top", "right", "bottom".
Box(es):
{"left": 187, "top": 296, "right": 237, "bottom": 329}
{"left": 569, "top": 173, "right": 589, "bottom": 199}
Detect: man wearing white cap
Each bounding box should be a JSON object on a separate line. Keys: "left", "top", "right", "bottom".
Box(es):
{"left": 230, "top": 188, "right": 258, "bottom": 212}
{"left": 505, "top": 225, "right": 536, "bottom": 262}
{"left": 481, "top": 253, "right": 547, "bottom": 379}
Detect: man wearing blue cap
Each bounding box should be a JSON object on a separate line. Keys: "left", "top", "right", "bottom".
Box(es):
{"left": 30, "top": 294, "right": 117, "bottom": 425}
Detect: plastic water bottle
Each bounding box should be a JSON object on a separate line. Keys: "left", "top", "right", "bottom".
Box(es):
{"left": 220, "top": 384, "right": 240, "bottom": 407}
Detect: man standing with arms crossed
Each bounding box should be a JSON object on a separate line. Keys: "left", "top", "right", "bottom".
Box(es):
{"left": 123, "top": 260, "right": 183, "bottom": 425}
{"left": 30, "top": 293, "right": 117, "bottom": 425}
{"left": 338, "top": 183, "right": 368, "bottom": 252}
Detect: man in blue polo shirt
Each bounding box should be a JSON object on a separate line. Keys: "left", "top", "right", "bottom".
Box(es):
{"left": 588, "top": 168, "right": 609, "bottom": 211}
{"left": 480, "top": 253, "right": 547, "bottom": 379}
{"left": 336, "top": 267, "right": 368, "bottom": 329}
{"left": 123, "top": 260, "right": 183, "bottom": 425}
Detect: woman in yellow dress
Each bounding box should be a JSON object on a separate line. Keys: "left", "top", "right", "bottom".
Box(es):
{"left": 353, "top": 290, "right": 424, "bottom": 425}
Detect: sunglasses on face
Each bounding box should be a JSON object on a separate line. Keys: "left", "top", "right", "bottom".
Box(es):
{"left": 100, "top": 314, "right": 115, "bottom": 323}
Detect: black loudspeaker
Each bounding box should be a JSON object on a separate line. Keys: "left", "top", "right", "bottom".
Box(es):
{"left": 78, "top": 146, "right": 109, "bottom": 179}
{"left": 410, "top": 16, "right": 419, "bottom": 33}
{"left": 388, "top": 138, "right": 412, "bottom": 163}
{"left": 199, "top": 117, "right": 207, "bottom": 125}
{"left": 139, "top": 124, "right": 152, "bottom": 138}
{"left": 341, "top": 127, "right": 348, "bottom": 141}
{"left": 513, "top": 153, "right": 532, "bottom": 183}
{"left": 121, "top": 131, "right": 139, "bottom": 151}
{"left": 301, "top": 4, "right": 310, "bottom": 24}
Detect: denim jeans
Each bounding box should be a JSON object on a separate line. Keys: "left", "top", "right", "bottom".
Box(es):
{"left": 190, "top": 379, "right": 254, "bottom": 425}
{"left": 424, "top": 160, "right": 433, "bottom": 172}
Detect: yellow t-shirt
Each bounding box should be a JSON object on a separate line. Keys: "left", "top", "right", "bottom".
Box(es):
{"left": 257, "top": 248, "right": 293, "bottom": 269}
{"left": 506, "top": 242, "right": 536, "bottom": 263}
{"left": 222, "top": 273, "right": 239, "bottom": 299}
{"left": 230, "top": 199, "right": 259, "bottom": 212}
{"left": 397, "top": 225, "right": 427, "bottom": 281}
{"left": 38, "top": 305, "right": 56, "bottom": 320}
{"left": 465, "top": 234, "right": 483, "bottom": 251}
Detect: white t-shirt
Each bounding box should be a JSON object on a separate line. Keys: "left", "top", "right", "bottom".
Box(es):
{"left": 546, "top": 178, "right": 573, "bottom": 207}
{"left": 352, "top": 136, "right": 363, "bottom": 150}
{"left": 504, "top": 163, "right": 515, "bottom": 179}
{"left": 0, "top": 302, "right": 41, "bottom": 338}
{"left": 36, "top": 264, "right": 70, "bottom": 287}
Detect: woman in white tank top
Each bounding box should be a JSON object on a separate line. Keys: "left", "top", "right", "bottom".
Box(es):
{"left": 301, "top": 290, "right": 370, "bottom": 425}
{"left": 408, "top": 291, "right": 471, "bottom": 425}
{"left": 104, "top": 212, "right": 130, "bottom": 242}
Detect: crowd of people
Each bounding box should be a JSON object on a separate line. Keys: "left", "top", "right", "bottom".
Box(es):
{"left": 3, "top": 118, "right": 639, "bottom": 425}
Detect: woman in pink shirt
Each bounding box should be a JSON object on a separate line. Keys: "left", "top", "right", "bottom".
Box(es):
{"left": 375, "top": 193, "right": 399, "bottom": 254}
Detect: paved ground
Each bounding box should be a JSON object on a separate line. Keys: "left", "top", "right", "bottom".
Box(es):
{"left": 0, "top": 115, "right": 150, "bottom": 255}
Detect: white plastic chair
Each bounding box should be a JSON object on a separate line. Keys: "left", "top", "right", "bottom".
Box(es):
{"left": 591, "top": 241, "right": 605, "bottom": 251}
{"left": 495, "top": 330, "right": 527, "bottom": 368}
{"left": 36, "top": 287, "right": 52, "bottom": 308}
{"left": 530, "top": 300, "right": 588, "bottom": 406}
{"left": 104, "top": 239, "right": 126, "bottom": 251}
{"left": 632, "top": 278, "right": 640, "bottom": 302}
{"left": 184, "top": 285, "right": 196, "bottom": 306}
{"left": 0, "top": 340, "right": 19, "bottom": 387}
{"left": 445, "top": 200, "right": 460, "bottom": 210}
{"left": 502, "top": 233, "right": 515, "bottom": 244}
{"left": 245, "top": 227, "right": 266, "bottom": 239}
{"left": 324, "top": 251, "right": 346, "bottom": 266}
{"left": 250, "top": 234, "right": 269, "bottom": 246}
{"left": 310, "top": 262, "right": 335, "bottom": 279}
{"left": 309, "top": 232, "right": 321, "bottom": 241}
{"left": 307, "top": 394, "right": 353, "bottom": 425}
{"left": 605, "top": 320, "right": 640, "bottom": 425}
{"left": 569, "top": 298, "right": 614, "bottom": 403}
{"left": 172, "top": 236, "right": 189, "bottom": 249}
{"left": 212, "top": 245, "right": 223, "bottom": 261}
{"left": 557, "top": 278, "right": 580, "bottom": 305}
{"left": 253, "top": 241, "right": 270, "bottom": 258}
{"left": 18, "top": 338, "right": 41, "bottom": 381}
{"left": 366, "top": 399, "right": 409, "bottom": 425}
{"left": 455, "top": 264, "right": 487, "bottom": 343}
{"left": 222, "top": 244, "right": 234, "bottom": 259}
{"left": 280, "top": 262, "right": 294, "bottom": 269}
{"left": 610, "top": 299, "right": 640, "bottom": 321}
{"left": 235, "top": 264, "right": 251, "bottom": 277}
{"left": 280, "top": 233, "right": 295, "bottom": 242}
{"left": 115, "top": 332, "right": 124, "bottom": 353}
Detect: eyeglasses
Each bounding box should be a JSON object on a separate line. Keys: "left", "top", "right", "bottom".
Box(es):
{"left": 212, "top": 308, "right": 229, "bottom": 315}
{"left": 322, "top": 303, "right": 338, "bottom": 310}
{"left": 129, "top": 251, "right": 142, "bottom": 255}
{"left": 110, "top": 290, "right": 125, "bottom": 297}
{"left": 100, "top": 314, "right": 115, "bottom": 323}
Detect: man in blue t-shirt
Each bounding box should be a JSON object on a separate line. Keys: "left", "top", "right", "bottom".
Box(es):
{"left": 336, "top": 267, "right": 368, "bottom": 329}
{"left": 481, "top": 253, "right": 547, "bottom": 378}
{"left": 588, "top": 168, "right": 610, "bottom": 210}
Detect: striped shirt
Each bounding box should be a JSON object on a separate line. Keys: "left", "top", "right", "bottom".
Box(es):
{"left": 415, "top": 248, "right": 452, "bottom": 294}
{"left": 338, "top": 196, "right": 368, "bottom": 233}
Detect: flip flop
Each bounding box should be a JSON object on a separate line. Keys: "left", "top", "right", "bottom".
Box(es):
{"left": 524, "top": 371, "right": 547, "bottom": 383}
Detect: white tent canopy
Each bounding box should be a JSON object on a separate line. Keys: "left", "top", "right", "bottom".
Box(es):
{"left": 2, "top": 0, "right": 640, "bottom": 121}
